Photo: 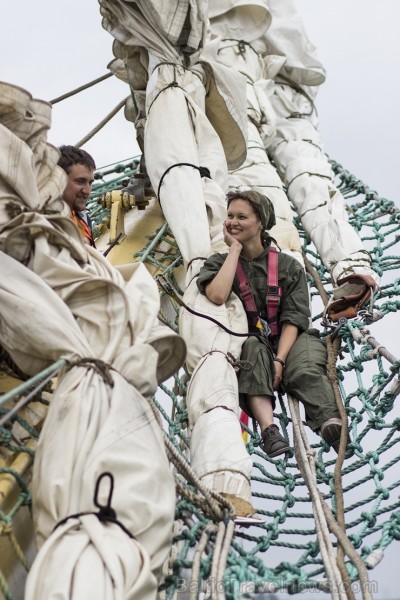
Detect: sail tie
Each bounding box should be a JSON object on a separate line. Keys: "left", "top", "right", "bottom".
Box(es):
{"left": 53, "top": 472, "right": 135, "bottom": 539}
{"left": 157, "top": 162, "right": 212, "bottom": 203}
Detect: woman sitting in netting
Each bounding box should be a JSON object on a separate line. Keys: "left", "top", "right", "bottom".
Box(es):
{"left": 197, "top": 189, "right": 347, "bottom": 458}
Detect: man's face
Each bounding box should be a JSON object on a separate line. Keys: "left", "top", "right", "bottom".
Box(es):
{"left": 63, "top": 163, "right": 94, "bottom": 212}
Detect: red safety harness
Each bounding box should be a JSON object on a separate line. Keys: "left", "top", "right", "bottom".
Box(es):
{"left": 236, "top": 247, "right": 282, "bottom": 337}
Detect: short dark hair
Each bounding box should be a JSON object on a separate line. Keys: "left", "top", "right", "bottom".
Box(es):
{"left": 58, "top": 145, "right": 96, "bottom": 173}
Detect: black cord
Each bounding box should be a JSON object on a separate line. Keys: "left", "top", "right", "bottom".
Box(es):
{"left": 53, "top": 472, "right": 135, "bottom": 540}
{"left": 157, "top": 162, "right": 211, "bottom": 203}
{"left": 158, "top": 275, "right": 269, "bottom": 345}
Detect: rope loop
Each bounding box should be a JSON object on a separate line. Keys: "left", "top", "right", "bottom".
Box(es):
{"left": 53, "top": 472, "right": 135, "bottom": 540}
{"left": 67, "top": 357, "right": 115, "bottom": 387}
{"left": 157, "top": 162, "right": 213, "bottom": 203}
{"left": 94, "top": 472, "right": 117, "bottom": 522}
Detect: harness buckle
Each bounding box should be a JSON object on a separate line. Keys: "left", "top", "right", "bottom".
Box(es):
{"left": 266, "top": 285, "right": 280, "bottom": 296}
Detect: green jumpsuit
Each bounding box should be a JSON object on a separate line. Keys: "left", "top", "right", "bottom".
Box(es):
{"left": 197, "top": 247, "right": 341, "bottom": 431}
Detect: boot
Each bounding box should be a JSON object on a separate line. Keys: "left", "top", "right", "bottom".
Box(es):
{"left": 320, "top": 418, "right": 350, "bottom": 453}
{"left": 261, "top": 424, "right": 290, "bottom": 458}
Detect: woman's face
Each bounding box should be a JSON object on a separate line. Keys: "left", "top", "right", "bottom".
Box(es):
{"left": 225, "top": 199, "right": 262, "bottom": 245}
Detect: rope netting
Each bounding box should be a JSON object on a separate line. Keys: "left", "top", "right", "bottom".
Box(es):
{"left": 151, "top": 160, "right": 400, "bottom": 599}
{"left": 0, "top": 159, "right": 400, "bottom": 599}
{"left": 0, "top": 157, "right": 399, "bottom": 599}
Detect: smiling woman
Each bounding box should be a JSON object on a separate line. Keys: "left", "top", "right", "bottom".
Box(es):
{"left": 225, "top": 199, "right": 264, "bottom": 250}
{"left": 198, "top": 189, "right": 344, "bottom": 459}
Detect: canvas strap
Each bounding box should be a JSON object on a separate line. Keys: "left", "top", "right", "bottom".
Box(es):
{"left": 236, "top": 247, "right": 282, "bottom": 336}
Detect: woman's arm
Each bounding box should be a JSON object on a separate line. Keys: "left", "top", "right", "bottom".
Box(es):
{"left": 273, "top": 322, "right": 298, "bottom": 390}
{"left": 205, "top": 224, "right": 242, "bottom": 305}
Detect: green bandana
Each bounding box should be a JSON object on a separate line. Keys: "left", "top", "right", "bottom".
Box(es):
{"left": 252, "top": 191, "right": 276, "bottom": 230}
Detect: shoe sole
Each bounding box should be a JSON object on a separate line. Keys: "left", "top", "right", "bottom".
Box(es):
{"left": 266, "top": 445, "right": 291, "bottom": 458}
{"left": 321, "top": 424, "right": 342, "bottom": 447}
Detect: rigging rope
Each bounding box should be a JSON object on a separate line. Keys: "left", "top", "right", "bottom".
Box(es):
{"left": 50, "top": 72, "right": 113, "bottom": 105}
{"left": 75, "top": 97, "right": 130, "bottom": 148}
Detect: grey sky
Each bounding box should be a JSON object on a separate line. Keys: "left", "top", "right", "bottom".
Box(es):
{"left": 1, "top": 2, "right": 399, "bottom": 598}
{"left": 296, "top": 0, "right": 400, "bottom": 206}
{"left": 2, "top": 1, "right": 399, "bottom": 205}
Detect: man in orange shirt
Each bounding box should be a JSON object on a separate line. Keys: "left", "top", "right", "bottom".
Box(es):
{"left": 58, "top": 145, "right": 96, "bottom": 247}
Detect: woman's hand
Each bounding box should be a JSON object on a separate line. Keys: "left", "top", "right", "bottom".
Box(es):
{"left": 272, "top": 361, "right": 284, "bottom": 390}
{"left": 204, "top": 227, "right": 242, "bottom": 305}
{"left": 223, "top": 222, "right": 242, "bottom": 250}
{"left": 273, "top": 323, "right": 299, "bottom": 390}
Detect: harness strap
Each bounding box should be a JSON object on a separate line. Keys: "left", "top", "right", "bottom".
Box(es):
{"left": 236, "top": 247, "right": 282, "bottom": 336}
{"left": 266, "top": 247, "right": 282, "bottom": 336}
{"left": 236, "top": 260, "right": 257, "bottom": 314}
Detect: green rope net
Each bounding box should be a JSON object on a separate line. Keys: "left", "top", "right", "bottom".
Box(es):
{"left": 0, "top": 157, "right": 399, "bottom": 600}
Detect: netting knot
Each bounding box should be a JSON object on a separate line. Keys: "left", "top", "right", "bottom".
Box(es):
{"left": 361, "top": 511, "right": 377, "bottom": 528}
{"left": 392, "top": 417, "right": 400, "bottom": 430}
{"left": 0, "top": 428, "right": 12, "bottom": 445}
{"left": 389, "top": 512, "right": 400, "bottom": 540}
{"left": 349, "top": 533, "right": 363, "bottom": 549}
{"left": 365, "top": 450, "right": 380, "bottom": 463}
{"left": 308, "top": 541, "right": 319, "bottom": 558}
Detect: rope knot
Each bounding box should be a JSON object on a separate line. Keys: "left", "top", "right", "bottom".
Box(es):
{"left": 94, "top": 472, "right": 118, "bottom": 522}
{"left": 226, "top": 352, "right": 252, "bottom": 371}
{"left": 198, "top": 166, "right": 211, "bottom": 179}
{"left": 389, "top": 512, "right": 400, "bottom": 540}
{"left": 53, "top": 472, "right": 134, "bottom": 539}
{"left": 67, "top": 357, "right": 115, "bottom": 387}
{"left": 5, "top": 202, "right": 25, "bottom": 219}
{"left": 0, "top": 520, "right": 13, "bottom": 536}
{"left": 0, "top": 427, "right": 12, "bottom": 445}
{"left": 5, "top": 199, "right": 61, "bottom": 220}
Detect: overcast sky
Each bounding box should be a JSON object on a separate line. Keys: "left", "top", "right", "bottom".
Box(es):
{"left": 1, "top": 1, "right": 399, "bottom": 205}
{"left": 1, "top": 2, "right": 399, "bottom": 598}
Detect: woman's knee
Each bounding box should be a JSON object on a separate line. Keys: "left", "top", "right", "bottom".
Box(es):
{"left": 284, "top": 332, "right": 327, "bottom": 383}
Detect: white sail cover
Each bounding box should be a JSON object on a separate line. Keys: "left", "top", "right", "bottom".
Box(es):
{"left": 180, "top": 276, "right": 253, "bottom": 505}
{"left": 98, "top": 0, "right": 380, "bottom": 516}
{"left": 99, "top": 0, "right": 248, "bottom": 265}
{"left": 263, "top": 0, "right": 378, "bottom": 288}
{"left": 210, "top": 2, "right": 303, "bottom": 264}
{"left": 100, "top": 0, "right": 257, "bottom": 511}
{"left": 0, "top": 82, "right": 186, "bottom": 599}
{"left": 212, "top": 0, "right": 379, "bottom": 291}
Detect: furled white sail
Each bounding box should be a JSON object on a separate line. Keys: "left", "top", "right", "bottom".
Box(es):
{"left": 98, "top": 0, "right": 380, "bottom": 519}
{"left": 210, "top": 0, "right": 303, "bottom": 264}
{"left": 100, "top": 0, "right": 248, "bottom": 266}
{"left": 212, "top": 0, "right": 379, "bottom": 301}
{"left": 100, "top": 0, "right": 257, "bottom": 513}
{"left": 0, "top": 82, "right": 186, "bottom": 599}
{"left": 180, "top": 277, "right": 253, "bottom": 508}
{"left": 263, "top": 0, "right": 379, "bottom": 302}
